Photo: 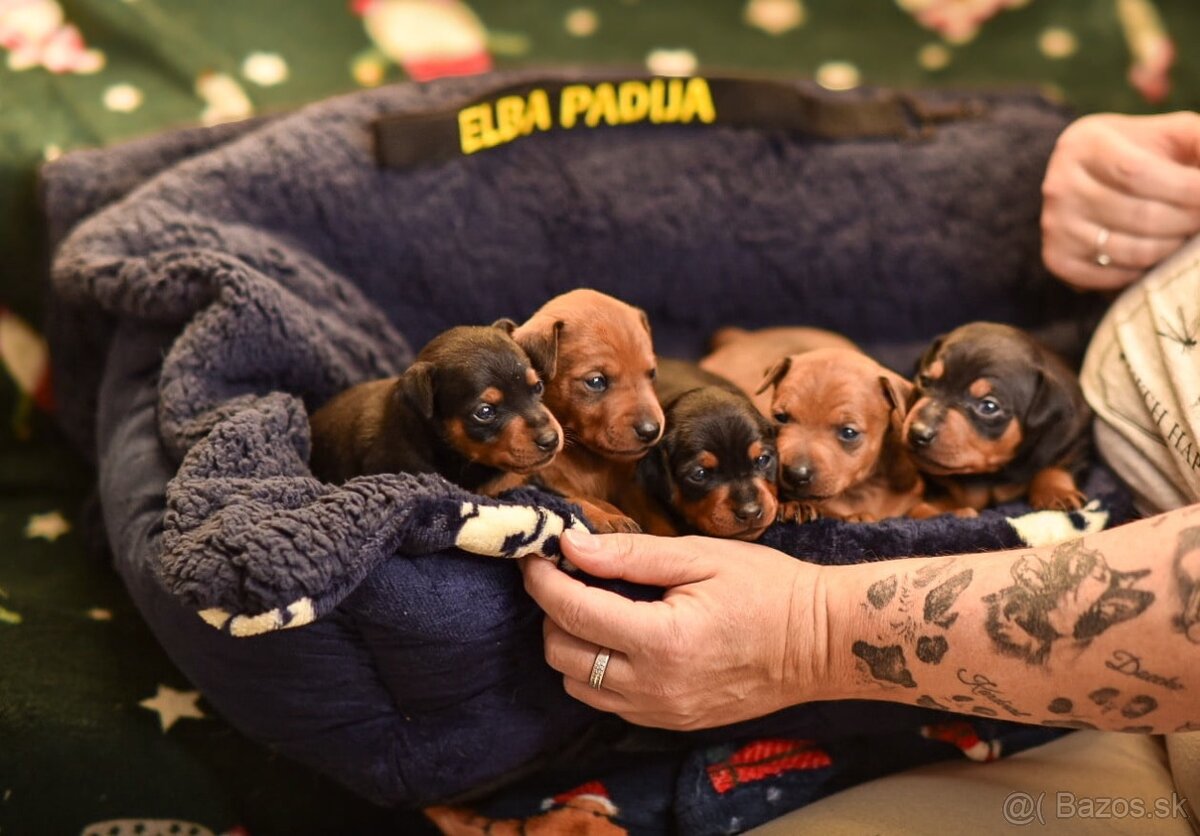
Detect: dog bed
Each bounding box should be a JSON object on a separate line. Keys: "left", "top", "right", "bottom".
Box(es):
{"left": 44, "top": 70, "right": 1130, "bottom": 832}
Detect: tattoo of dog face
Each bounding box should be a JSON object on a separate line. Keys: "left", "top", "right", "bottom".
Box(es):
{"left": 1172, "top": 526, "right": 1200, "bottom": 643}
{"left": 983, "top": 540, "right": 1154, "bottom": 666}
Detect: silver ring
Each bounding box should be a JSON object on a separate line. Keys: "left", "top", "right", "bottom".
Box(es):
{"left": 588, "top": 647, "right": 612, "bottom": 690}
{"left": 1095, "top": 227, "right": 1112, "bottom": 267}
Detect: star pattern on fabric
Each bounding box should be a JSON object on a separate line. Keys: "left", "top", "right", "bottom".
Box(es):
{"left": 138, "top": 685, "right": 206, "bottom": 732}
{"left": 24, "top": 511, "right": 70, "bottom": 541}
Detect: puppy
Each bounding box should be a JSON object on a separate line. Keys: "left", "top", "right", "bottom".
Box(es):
{"left": 904, "top": 321, "right": 1091, "bottom": 512}
{"left": 509, "top": 289, "right": 664, "bottom": 532}
{"left": 308, "top": 321, "right": 562, "bottom": 490}
{"left": 702, "top": 325, "right": 858, "bottom": 412}
{"left": 625, "top": 358, "right": 779, "bottom": 541}
{"left": 703, "top": 327, "right": 924, "bottom": 523}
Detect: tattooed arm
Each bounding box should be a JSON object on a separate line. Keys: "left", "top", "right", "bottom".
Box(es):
{"left": 520, "top": 507, "right": 1200, "bottom": 731}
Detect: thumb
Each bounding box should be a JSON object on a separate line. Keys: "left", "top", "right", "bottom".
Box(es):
{"left": 561, "top": 530, "right": 716, "bottom": 587}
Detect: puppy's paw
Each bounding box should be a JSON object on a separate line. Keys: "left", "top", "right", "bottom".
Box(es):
{"left": 1029, "top": 489, "right": 1087, "bottom": 512}
{"left": 1028, "top": 467, "right": 1086, "bottom": 512}
{"left": 779, "top": 501, "right": 821, "bottom": 524}
{"left": 842, "top": 512, "right": 878, "bottom": 524}
{"left": 909, "top": 501, "right": 976, "bottom": 520}
{"left": 587, "top": 509, "right": 643, "bottom": 534}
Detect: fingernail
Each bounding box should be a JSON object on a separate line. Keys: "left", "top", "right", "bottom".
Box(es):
{"left": 563, "top": 529, "right": 600, "bottom": 553}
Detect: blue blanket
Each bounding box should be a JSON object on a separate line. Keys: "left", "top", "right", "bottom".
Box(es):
{"left": 44, "top": 71, "right": 1129, "bottom": 833}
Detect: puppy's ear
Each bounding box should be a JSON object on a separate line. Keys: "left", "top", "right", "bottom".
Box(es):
{"left": 396, "top": 361, "right": 435, "bottom": 420}
{"left": 1024, "top": 366, "right": 1070, "bottom": 433}
{"left": 514, "top": 319, "right": 564, "bottom": 382}
{"left": 491, "top": 317, "right": 517, "bottom": 335}
{"left": 879, "top": 372, "right": 914, "bottom": 433}
{"left": 637, "top": 432, "right": 673, "bottom": 499}
{"left": 755, "top": 356, "right": 792, "bottom": 396}
{"left": 915, "top": 335, "right": 945, "bottom": 376}
{"left": 638, "top": 309, "right": 653, "bottom": 337}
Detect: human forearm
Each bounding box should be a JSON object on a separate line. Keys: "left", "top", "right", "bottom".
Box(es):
{"left": 816, "top": 506, "right": 1200, "bottom": 732}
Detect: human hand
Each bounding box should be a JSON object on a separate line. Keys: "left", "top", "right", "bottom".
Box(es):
{"left": 519, "top": 530, "right": 831, "bottom": 730}
{"left": 1041, "top": 112, "right": 1200, "bottom": 290}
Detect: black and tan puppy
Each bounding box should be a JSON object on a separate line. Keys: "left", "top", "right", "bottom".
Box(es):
{"left": 904, "top": 321, "right": 1091, "bottom": 513}
{"left": 308, "top": 321, "right": 562, "bottom": 490}
{"left": 624, "top": 358, "right": 779, "bottom": 541}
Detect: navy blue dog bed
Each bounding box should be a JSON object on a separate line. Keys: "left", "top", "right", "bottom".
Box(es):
{"left": 44, "top": 71, "right": 1129, "bottom": 832}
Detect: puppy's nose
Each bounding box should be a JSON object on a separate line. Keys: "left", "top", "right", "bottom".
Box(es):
{"left": 734, "top": 503, "right": 764, "bottom": 523}
{"left": 786, "top": 465, "right": 814, "bottom": 486}
{"left": 908, "top": 422, "right": 937, "bottom": 448}
{"left": 634, "top": 420, "right": 661, "bottom": 444}
{"left": 535, "top": 429, "right": 560, "bottom": 452}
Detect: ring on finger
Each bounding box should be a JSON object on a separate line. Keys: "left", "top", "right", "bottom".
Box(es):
{"left": 589, "top": 647, "right": 612, "bottom": 690}
{"left": 1095, "top": 227, "right": 1112, "bottom": 267}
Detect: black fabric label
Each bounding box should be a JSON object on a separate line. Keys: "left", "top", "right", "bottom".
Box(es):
{"left": 373, "top": 76, "right": 985, "bottom": 168}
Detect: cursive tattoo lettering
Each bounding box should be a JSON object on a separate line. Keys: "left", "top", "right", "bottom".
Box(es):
{"left": 1105, "top": 650, "right": 1184, "bottom": 691}
{"left": 956, "top": 669, "right": 1031, "bottom": 718}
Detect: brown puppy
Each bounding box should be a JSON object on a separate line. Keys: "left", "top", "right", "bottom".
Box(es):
{"left": 702, "top": 326, "right": 858, "bottom": 414}
{"left": 703, "top": 327, "right": 924, "bottom": 523}
{"left": 309, "top": 321, "right": 562, "bottom": 490}
{"left": 904, "top": 321, "right": 1091, "bottom": 513}
{"left": 624, "top": 358, "right": 779, "bottom": 541}
{"left": 508, "top": 289, "right": 664, "bottom": 532}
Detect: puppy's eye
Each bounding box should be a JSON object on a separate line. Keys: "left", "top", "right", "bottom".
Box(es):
{"left": 583, "top": 374, "right": 608, "bottom": 392}
{"left": 531, "top": 380, "right": 544, "bottom": 396}
{"left": 753, "top": 452, "right": 774, "bottom": 470}
{"left": 977, "top": 397, "right": 1001, "bottom": 416}
{"left": 773, "top": 411, "right": 790, "bottom": 425}
{"left": 472, "top": 404, "right": 497, "bottom": 423}
{"left": 838, "top": 426, "right": 861, "bottom": 443}
{"left": 686, "top": 466, "right": 709, "bottom": 484}
{"left": 917, "top": 374, "right": 933, "bottom": 389}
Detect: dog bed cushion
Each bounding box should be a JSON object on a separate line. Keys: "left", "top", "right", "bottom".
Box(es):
{"left": 44, "top": 71, "right": 1128, "bottom": 829}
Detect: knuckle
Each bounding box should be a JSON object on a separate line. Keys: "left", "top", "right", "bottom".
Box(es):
{"left": 554, "top": 598, "right": 588, "bottom": 636}
{"left": 607, "top": 532, "right": 638, "bottom": 564}
{"left": 1165, "top": 110, "right": 1200, "bottom": 135}
{"left": 1129, "top": 236, "right": 1171, "bottom": 268}
{"left": 1112, "top": 155, "right": 1145, "bottom": 185}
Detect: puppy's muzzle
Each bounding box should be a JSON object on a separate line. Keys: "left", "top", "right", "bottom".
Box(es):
{"left": 784, "top": 464, "right": 814, "bottom": 487}
{"left": 634, "top": 419, "right": 662, "bottom": 444}
{"left": 535, "top": 428, "right": 560, "bottom": 452}
{"left": 907, "top": 422, "right": 937, "bottom": 448}
{"left": 734, "top": 502, "right": 764, "bottom": 524}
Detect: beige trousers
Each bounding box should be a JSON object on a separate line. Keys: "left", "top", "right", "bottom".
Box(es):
{"left": 750, "top": 732, "right": 1195, "bottom": 834}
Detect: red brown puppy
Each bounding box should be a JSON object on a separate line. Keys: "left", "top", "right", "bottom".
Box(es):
{"left": 509, "top": 289, "right": 664, "bottom": 532}
{"left": 702, "top": 327, "right": 925, "bottom": 523}
{"left": 309, "top": 321, "right": 562, "bottom": 490}
{"left": 702, "top": 325, "right": 858, "bottom": 415}
{"left": 904, "top": 321, "right": 1091, "bottom": 513}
